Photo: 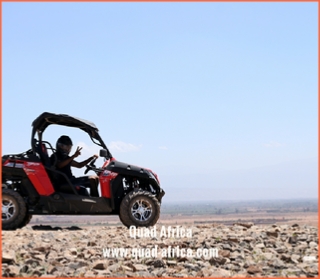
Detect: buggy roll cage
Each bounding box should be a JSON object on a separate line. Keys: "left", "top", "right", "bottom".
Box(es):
{"left": 31, "top": 112, "right": 113, "bottom": 159}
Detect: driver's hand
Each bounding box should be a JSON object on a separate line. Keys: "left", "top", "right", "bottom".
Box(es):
{"left": 92, "top": 154, "right": 98, "bottom": 159}
{"left": 73, "top": 146, "right": 82, "bottom": 158}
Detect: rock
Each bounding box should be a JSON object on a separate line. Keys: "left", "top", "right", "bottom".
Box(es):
{"left": 167, "top": 260, "right": 177, "bottom": 266}
{"left": 305, "top": 266, "right": 318, "bottom": 276}
{"left": 271, "top": 259, "right": 286, "bottom": 269}
{"left": 243, "top": 236, "right": 254, "bottom": 242}
{"left": 302, "top": 255, "right": 317, "bottom": 263}
{"left": 92, "top": 260, "right": 106, "bottom": 270}
{"left": 230, "top": 252, "right": 241, "bottom": 260}
{"left": 19, "top": 265, "right": 29, "bottom": 273}
{"left": 210, "top": 268, "right": 231, "bottom": 277}
{"left": 121, "top": 265, "right": 133, "bottom": 272}
{"left": 297, "top": 234, "right": 308, "bottom": 241}
{"left": 31, "top": 269, "right": 43, "bottom": 277}
{"left": 287, "top": 268, "right": 303, "bottom": 275}
{"left": 108, "top": 263, "right": 121, "bottom": 272}
{"left": 234, "top": 222, "right": 254, "bottom": 228}
{"left": 25, "top": 259, "right": 40, "bottom": 268}
{"left": 209, "top": 257, "right": 227, "bottom": 266}
{"left": 289, "top": 235, "right": 298, "bottom": 244}
{"left": 309, "top": 241, "right": 318, "bottom": 249}
{"left": 201, "top": 267, "right": 213, "bottom": 277}
{"left": 256, "top": 243, "right": 265, "bottom": 248}
{"left": 222, "top": 243, "right": 232, "bottom": 250}
{"left": 32, "top": 253, "right": 46, "bottom": 261}
{"left": 183, "top": 263, "right": 200, "bottom": 271}
{"left": 219, "top": 250, "right": 230, "bottom": 258}
{"left": 280, "top": 254, "right": 291, "bottom": 262}
{"left": 2, "top": 251, "right": 16, "bottom": 264}
{"left": 247, "top": 265, "right": 262, "bottom": 274}
{"left": 47, "top": 250, "right": 58, "bottom": 260}
{"left": 84, "top": 270, "right": 96, "bottom": 277}
{"left": 47, "top": 265, "right": 58, "bottom": 274}
{"left": 132, "top": 264, "right": 147, "bottom": 271}
{"left": 291, "top": 254, "right": 300, "bottom": 264}
{"left": 177, "top": 257, "right": 189, "bottom": 262}
{"left": 87, "top": 241, "right": 97, "bottom": 246}
{"left": 33, "top": 246, "right": 49, "bottom": 252}
{"left": 262, "top": 252, "right": 274, "bottom": 260}
{"left": 69, "top": 248, "right": 78, "bottom": 255}
{"left": 6, "top": 265, "right": 20, "bottom": 277}
{"left": 228, "top": 237, "right": 239, "bottom": 243}
{"left": 150, "top": 259, "right": 165, "bottom": 267}
{"left": 266, "top": 231, "right": 278, "bottom": 238}
{"left": 275, "top": 247, "right": 286, "bottom": 253}
{"left": 232, "top": 272, "right": 247, "bottom": 277}
{"left": 296, "top": 242, "right": 309, "bottom": 251}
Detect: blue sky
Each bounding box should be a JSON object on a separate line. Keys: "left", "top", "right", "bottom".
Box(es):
{"left": 2, "top": 2, "right": 318, "bottom": 202}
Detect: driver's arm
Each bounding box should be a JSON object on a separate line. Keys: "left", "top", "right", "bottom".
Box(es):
{"left": 56, "top": 155, "right": 77, "bottom": 169}
{"left": 56, "top": 146, "right": 83, "bottom": 169}
{"left": 72, "top": 155, "right": 97, "bottom": 168}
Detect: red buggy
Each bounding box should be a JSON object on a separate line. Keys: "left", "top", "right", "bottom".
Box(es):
{"left": 2, "top": 112, "right": 165, "bottom": 230}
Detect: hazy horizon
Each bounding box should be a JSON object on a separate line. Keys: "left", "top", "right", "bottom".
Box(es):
{"left": 162, "top": 197, "right": 318, "bottom": 204}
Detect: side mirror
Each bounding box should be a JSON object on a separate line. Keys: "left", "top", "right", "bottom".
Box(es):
{"left": 99, "top": 149, "right": 109, "bottom": 158}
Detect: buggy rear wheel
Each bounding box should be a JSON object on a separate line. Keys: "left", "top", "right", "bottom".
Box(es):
{"left": 2, "top": 189, "right": 27, "bottom": 230}
{"left": 18, "top": 214, "right": 33, "bottom": 228}
{"left": 119, "top": 190, "right": 160, "bottom": 228}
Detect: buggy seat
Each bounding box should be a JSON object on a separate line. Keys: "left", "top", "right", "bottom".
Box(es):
{"left": 34, "top": 140, "right": 89, "bottom": 196}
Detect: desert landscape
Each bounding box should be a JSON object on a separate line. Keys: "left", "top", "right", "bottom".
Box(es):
{"left": 2, "top": 199, "right": 318, "bottom": 277}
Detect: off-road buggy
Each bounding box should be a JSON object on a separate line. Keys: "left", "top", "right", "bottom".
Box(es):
{"left": 2, "top": 112, "right": 165, "bottom": 230}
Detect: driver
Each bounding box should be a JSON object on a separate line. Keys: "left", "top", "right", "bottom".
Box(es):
{"left": 50, "top": 135, "right": 99, "bottom": 197}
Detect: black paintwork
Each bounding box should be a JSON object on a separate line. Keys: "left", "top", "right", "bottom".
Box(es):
{"left": 31, "top": 112, "right": 112, "bottom": 159}
{"left": 29, "top": 193, "right": 113, "bottom": 215}
{"left": 106, "top": 160, "right": 151, "bottom": 179}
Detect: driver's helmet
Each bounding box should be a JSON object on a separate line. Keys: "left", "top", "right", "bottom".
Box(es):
{"left": 56, "top": 135, "right": 73, "bottom": 157}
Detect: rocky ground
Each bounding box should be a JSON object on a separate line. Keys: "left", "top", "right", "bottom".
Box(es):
{"left": 1, "top": 222, "right": 318, "bottom": 278}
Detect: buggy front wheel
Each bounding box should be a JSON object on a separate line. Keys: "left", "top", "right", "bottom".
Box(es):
{"left": 119, "top": 190, "right": 160, "bottom": 228}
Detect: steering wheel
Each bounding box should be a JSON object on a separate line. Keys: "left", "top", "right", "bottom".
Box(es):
{"left": 84, "top": 158, "right": 97, "bottom": 175}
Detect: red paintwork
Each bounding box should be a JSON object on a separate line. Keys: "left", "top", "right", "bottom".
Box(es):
{"left": 98, "top": 157, "right": 117, "bottom": 198}
{"left": 3, "top": 159, "right": 55, "bottom": 196}
{"left": 99, "top": 170, "right": 118, "bottom": 198}
{"left": 102, "top": 157, "right": 116, "bottom": 168}
{"left": 24, "top": 162, "right": 55, "bottom": 196}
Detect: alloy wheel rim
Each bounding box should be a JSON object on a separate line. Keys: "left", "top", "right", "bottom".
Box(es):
{"left": 131, "top": 199, "right": 152, "bottom": 222}
{"left": 2, "top": 198, "right": 16, "bottom": 221}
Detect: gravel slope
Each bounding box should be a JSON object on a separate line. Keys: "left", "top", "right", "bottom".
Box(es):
{"left": 1, "top": 222, "right": 318, "bottom": 277}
